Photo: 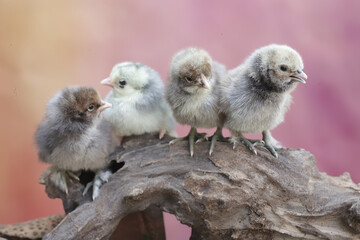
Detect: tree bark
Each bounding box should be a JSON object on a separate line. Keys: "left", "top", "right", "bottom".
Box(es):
{"left": 42, "top": 134, "right": 360, "bottom": 240}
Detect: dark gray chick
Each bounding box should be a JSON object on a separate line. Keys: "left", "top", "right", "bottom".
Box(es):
{"left": 35, "top": 86, "right": 116, "bottom": 199}
{"left": 166, "top": 47, "right": 227, "bottom": 156}
{"left": 220, "top": 44, "right": 307, "bottom": 157}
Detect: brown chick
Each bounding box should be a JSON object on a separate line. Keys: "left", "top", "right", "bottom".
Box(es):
{"left": 35, "top": 86, "right": 116, "bottom": 199}
{"left": 166, "top": 47, "right": 227, "bottom": 156}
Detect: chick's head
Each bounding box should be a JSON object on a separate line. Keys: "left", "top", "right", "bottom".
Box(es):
{"left": 101, "top": 62, "right": 150, "bottom": 96}
{"left": 60, "top": 87, "right": 111, "bottom": 123}
{"left": 173, "top": 48, "right": 212, "bottom": 93}
{"left": 251, "top": 44, "right": 307, "bottom": 93}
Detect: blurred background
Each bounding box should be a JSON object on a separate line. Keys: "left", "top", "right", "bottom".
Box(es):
{"left": 0, "top": 0, "right": 359, "bottom": 239}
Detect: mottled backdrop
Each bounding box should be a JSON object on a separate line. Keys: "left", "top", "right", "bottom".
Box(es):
{"left": 0, "top": 1, "right": 359, "bottom": 239}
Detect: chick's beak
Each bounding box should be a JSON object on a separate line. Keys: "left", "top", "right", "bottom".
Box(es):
{"left": 98, "top": 100, "right": 112, "bottom": 112}
{"left": 291, "top": 70, "right": 308, "bottom": 84}
{"left": 200, "top": 73, "right": 211, "bottom": 89}
{"left": 101, "top": 77, "right": 115, "bottom": 88}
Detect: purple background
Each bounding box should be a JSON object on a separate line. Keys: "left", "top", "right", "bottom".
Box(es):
{"left": 1, "top": 1, "right": 359, "bottom": 239}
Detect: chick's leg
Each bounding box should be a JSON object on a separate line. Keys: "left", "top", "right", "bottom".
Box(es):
{"left": 49, "top": 170, "right": 69, "bottom": 195}
{"left": 48, "top": 169, "right": 79, "bottom": 195}
{"left": 83, "top": 169, "right": 112, "bottom": 200}
{"left": 188, "top": 127, "right": 208, "bottom": 157}
{"left": 262, "top": 130, "right": 282, "bottom": 158}
{"left": 169, "top": 127, "right": 207, "bottom": 157}
{"left": 208, "top": 127, "right": 228, "bottom": 156}
{"left": 91, "top": 170, "right": 112, "bottom": 200}
{"left": 230, "top": 132, "right": 263, "bottom": 155}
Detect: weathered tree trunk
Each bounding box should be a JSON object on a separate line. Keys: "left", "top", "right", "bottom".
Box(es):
{"left": 41, "top": 134, "right": 360, "bottom": 240}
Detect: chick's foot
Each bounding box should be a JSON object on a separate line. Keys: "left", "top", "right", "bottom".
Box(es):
{"left": 262, "top": 130, "right": 282, "bottom": 158}
{"left": 49, "top": 170, "right": 79, "bottom": 195}
{"left": 169, "top": 127, "right": 207, "bottom": 157}
{"left": 83, "top": 170, "right": 112, "bottom": 200}
{"left": 230, "top": 132, "right": 264, "bottom": 155}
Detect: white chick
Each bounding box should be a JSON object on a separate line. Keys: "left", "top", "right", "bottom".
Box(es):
{"left": 101, "top": 62, "right": 176, "bottom": 143}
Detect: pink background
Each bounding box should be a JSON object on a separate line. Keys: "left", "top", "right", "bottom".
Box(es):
{"left": 0, "top": 1, "right": 359, "bottom": 239}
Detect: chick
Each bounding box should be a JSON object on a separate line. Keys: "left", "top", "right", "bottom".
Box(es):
{"left": 35, "top": 86, "right": 116, "bottom": 199}
{"left": 221, "top": 44, "right": 308, "bottom": 157}
{"left": 166, "top": 47, "right": 227, "bottom": 156}
{"left": 101, "top": 62, "right": 177, "bottom": 143}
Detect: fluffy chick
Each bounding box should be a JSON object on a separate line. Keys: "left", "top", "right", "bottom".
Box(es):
{"left": 221, "top": 44, "right": 308, "bottom": 157}
{"left": 166, "top": 47, "right": 227, "bottom": 156}
{"left": 35, "top": 86, "right": 116, "bottom": 199}
{"left": 101, "top": 62, "right": 177, "bottom": 142}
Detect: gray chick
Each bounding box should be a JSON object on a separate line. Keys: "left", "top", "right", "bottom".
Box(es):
{"left": 166, "top": 47, "right": 227, "bottom": 156}
{"left": 221, "top": 44, "right": 307, "bottom": 157}
{"left": 35, "top": 86, "right": 116, "bottom": 199}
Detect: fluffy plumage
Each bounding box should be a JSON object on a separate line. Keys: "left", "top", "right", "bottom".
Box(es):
{"left": 35, "top": 86, "right": 116, "bottom": 198}
{"left": 166, "top": 47, "right": 227, "bottom": 156}
{"left": 221, "top": 44, "right": 307, "bottom": 157}
{"left": 101, "top": 62, "right": 176, "bottom": 141}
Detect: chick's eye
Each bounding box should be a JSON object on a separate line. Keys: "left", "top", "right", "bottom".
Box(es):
{"left": 280, "top": 65, "right": 288, "bottom": 72}
{"left": 185, "top": 76, "right": 193, "bottom": 82}
{"left": 119, "top": 80, "right": 127, "bottom": 86}
{"left": 88, "top": 104, "right": 95, "bottom": 111}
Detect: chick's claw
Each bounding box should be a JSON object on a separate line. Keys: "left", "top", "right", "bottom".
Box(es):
{"left": 194, "top": 133, "right": 208, "bottom": 143}
{"left": 264, "top": 143, "right": 279, "bottom": 158}
{"left": 169, "top": 137, "right": 188, "bottom": 145}
{"left": 159, "top": 129, "right": 166, "bottom": 140}
{"left": 83, "top": 181, "right": 93, "bottom": 196}
{"left": 208, "top": 127, "right": 228, "bottom": 156}
{"left": 230, "top": 137, "right": 239, "bottom": 150}
{"left": 66, "top": 171, "right": 80, "bottom": 181}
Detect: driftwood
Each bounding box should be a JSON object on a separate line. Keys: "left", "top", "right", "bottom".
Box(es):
{"left": 40, "top": 133, "right": 360, "bottom": 240}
